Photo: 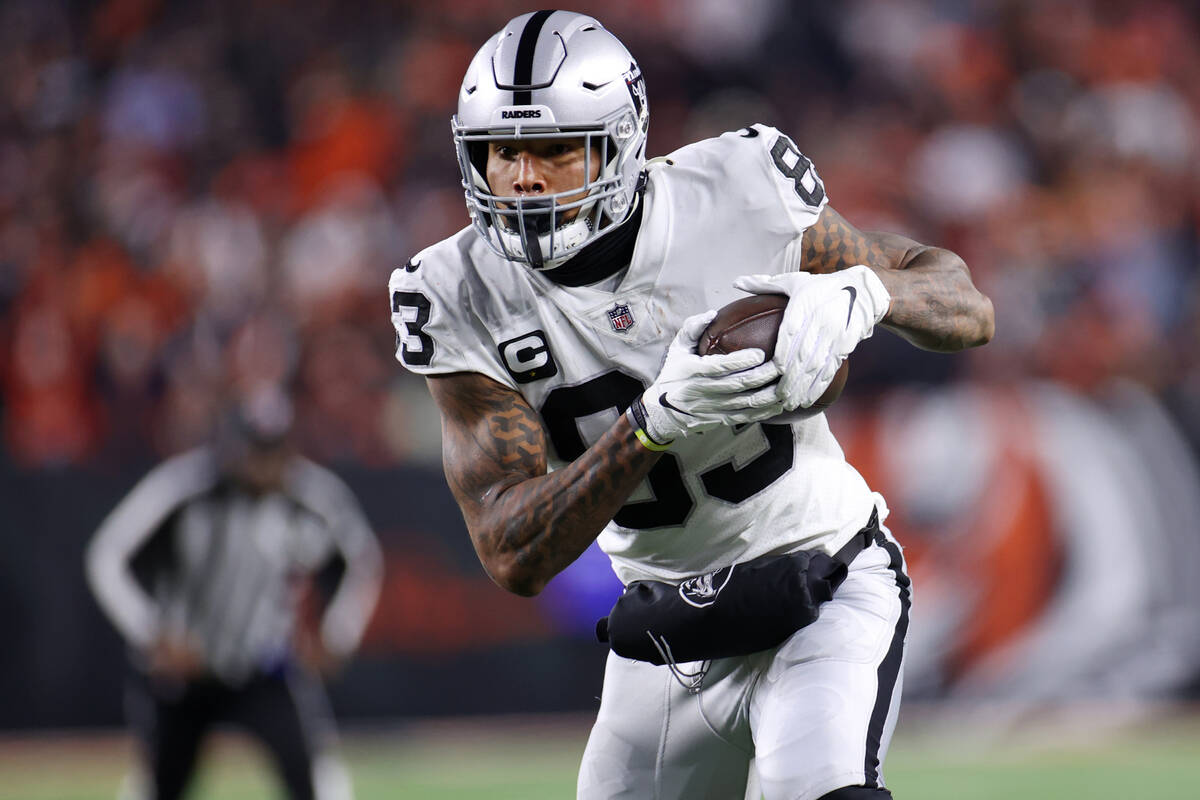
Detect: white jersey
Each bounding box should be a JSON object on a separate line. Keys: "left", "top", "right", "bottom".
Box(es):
{"left": 389, "top": 124, "right": 883, "bottom": 585}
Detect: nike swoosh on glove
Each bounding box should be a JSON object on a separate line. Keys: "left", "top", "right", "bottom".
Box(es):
{"left": 732, "top": 265, "right": 890, "bottom": 411}
{"left": 638, "top": 310, "right": 785, "bottom": 446}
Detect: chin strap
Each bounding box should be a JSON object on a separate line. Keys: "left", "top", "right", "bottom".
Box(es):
{"left": 541, "top": 175, "right": 647, "bottom": 287}
{"left": 522, "top": 225, "right": 544, "bottom": 269}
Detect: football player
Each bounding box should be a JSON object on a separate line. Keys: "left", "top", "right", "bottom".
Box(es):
{"left": 389, "top": 11, "right": 993, "bottom": 800}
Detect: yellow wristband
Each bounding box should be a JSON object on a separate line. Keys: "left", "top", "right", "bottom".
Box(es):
{"left": 627, "top": 397, "right": 674, "bottom": 451}
{"left": 633, "top": 426, "right": 673, "bottom": 452}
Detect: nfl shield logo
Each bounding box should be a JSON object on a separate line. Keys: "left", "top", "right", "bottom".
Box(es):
{"left": 607, "top": 303, "right": 636, "bottom": 333}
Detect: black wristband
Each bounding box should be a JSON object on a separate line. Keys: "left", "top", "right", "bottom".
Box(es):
{"left": 627, "top": 395, "right": 673, "bottom": 449}
{"left": 629, "top": 395, "right": 650, "bottom": 432}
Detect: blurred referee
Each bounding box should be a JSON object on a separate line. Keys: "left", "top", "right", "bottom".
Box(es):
{"left": 86, "top": 386, "right": 383, "bottom": 800}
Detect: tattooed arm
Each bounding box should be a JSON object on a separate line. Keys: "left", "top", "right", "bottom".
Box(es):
{"left": 801, "top": 206, "right": 994, "bottom": 351}
{"left": 427, "top": 372, "right": 661, "bottom": 597}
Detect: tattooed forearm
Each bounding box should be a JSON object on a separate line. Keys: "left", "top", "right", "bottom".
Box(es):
{"left": 434, "top": 372, "right": 547, "bottom": 481}
{"left": 874, "top": 248, "right": 995, "bottom": 351}
{"left": 801, "top": 207, "right": 995, "bottom": 351}
{"left": 427, "top": 373, "right": 660, "bottom": 596}
{"left": 801, "top": 206, "right": 911, "bottom": 275}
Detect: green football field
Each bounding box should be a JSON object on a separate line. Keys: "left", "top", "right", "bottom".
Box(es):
{"left": 2, "top": 707, "right": 1197, "bottom": 800}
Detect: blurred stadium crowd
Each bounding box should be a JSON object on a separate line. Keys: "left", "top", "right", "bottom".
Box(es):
{"left": 3, "top": 0, "right": 1200, "bottom": 723}
{"left": 3, "top": 0, "right": 1196, "bottom": 469}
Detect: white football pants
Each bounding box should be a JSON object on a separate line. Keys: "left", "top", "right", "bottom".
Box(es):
{"left": 577, "top": 532, "right": 910, "bottom": 800}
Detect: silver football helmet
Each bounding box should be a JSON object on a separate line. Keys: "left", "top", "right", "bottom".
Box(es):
{"left": 453, "top": 10, "right": 649, "bottom": 269}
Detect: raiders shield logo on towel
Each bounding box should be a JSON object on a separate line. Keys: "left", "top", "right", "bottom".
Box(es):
{"left": 678, "top": 565, "right": 734, "bottom": 609}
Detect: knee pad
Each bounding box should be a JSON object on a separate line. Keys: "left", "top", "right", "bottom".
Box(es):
{"left": 817, "top": 787, "right": 893, "bottom": 800}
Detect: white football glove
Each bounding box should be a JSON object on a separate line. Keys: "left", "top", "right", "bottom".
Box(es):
{"left": 633, "top": 311, "right": 785, "bottom": 446}
{"left": 732, "top": 265, "right": 890, "bottom": 411}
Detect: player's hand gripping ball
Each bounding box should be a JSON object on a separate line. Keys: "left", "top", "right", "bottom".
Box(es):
{"left": 697, "top": 294, "right": 848, "bottom": 421}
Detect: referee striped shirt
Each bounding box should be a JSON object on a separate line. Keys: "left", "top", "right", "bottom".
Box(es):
{"left": 86, "top": 447, "right": 383, "bottom": 685}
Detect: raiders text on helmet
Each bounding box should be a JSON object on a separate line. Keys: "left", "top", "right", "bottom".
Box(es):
{"left": 452, "top": 10, "right": 649, "bottom": 269}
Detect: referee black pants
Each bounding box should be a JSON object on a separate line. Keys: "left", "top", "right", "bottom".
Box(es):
{"left": 126, "top": 666, "right": 336, "bottom": 800}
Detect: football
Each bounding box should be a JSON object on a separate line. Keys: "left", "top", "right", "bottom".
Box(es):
{"left": 697, "top": 293, "right": 848, "bottom": 420}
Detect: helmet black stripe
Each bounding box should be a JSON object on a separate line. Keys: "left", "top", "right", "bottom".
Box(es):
{"left": 512, "top": 9, "right": 555, "bottom": 105}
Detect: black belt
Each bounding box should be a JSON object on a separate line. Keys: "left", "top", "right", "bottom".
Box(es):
{"left": 831, "top": 507, "right": 880, "bottom": 568}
